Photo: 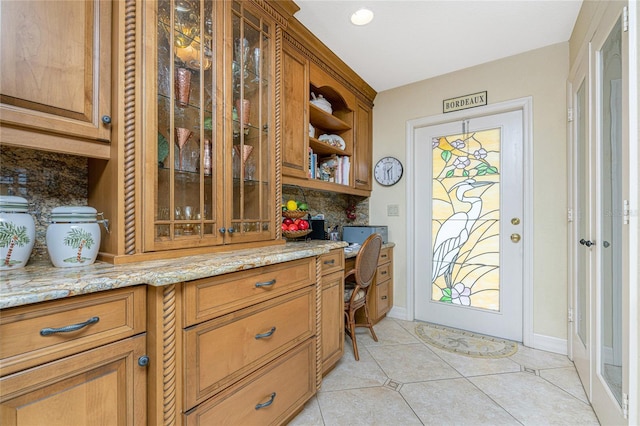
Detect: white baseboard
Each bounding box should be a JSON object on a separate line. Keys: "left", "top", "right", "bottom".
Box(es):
{"left": 387, "top": 306, "right": 408, "bottom": 321}
{"left": 532, "top": 333, "right": 568, "bottom": 355}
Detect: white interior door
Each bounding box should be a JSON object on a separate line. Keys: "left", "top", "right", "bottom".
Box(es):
{"left": 570, "top": 4, "right": 629, "bottom": 424}
{"left": 413, "top": 109, "right": 523, "bottom": 341}
{"left": 568, "top": 51, "right": 592, "bottom": 398}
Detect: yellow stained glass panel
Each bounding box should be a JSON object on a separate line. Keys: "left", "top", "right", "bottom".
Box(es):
{"left": 431, "top": 128, "right": 501, "bottom": 311}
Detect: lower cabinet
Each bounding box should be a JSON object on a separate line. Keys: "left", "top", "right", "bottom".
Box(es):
{"left": 184, "top": 338, "right": 316, "bottom": 425}
{"left": 319, "top": 249, "right": 345, "bottom": 375}
{"left": 0, "top": 287, "right": 148, "bottom": 426}
{"left": 0, "top": 335, "right": 147, "bottom": 426}
{"left": 144, "top": 257, "right": 318, "bottom": 424}
{"left": 348, "top": 246, "right": 394, "bottom": 325}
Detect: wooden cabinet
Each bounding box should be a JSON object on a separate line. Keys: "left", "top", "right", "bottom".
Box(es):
{"left": 319, "top": 249, "right": 345, "bottom": 374}
{"left": 141, "top": 0, "right": 277, "bottom": 253}
{"left": 348, "top": 246, "right": 394, "bottom": 325}
{"left": 0, "top": 0, "right": 112, "bottom": 159}
{"left": 0, "top": 287, "right": 147, "bottom": 425}
{"left": 354, "top": 102, "right": 373, "bottom": 191}
{"left": 282, "top": 40, "right": 310, "bottom": 179}
{"left": 280, "top": 21, "right": 376, "bottom": 197}
{"left": 147, "top": 257, "right": 318, "bottom": 423}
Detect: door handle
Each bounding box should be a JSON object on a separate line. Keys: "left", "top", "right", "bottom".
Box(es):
{"left": 579, "top": 238, "right": 594, "bottom": 247}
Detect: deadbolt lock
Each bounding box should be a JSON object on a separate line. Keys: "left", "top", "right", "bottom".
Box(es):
{"left": 511, "top": 218, "right": 521, "bottom": 225}
{"left": 510, "top": 233, "right": 521, "bottom": 243}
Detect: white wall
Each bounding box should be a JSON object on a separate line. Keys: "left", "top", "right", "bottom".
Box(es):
{"left": 370, "top": 42, "right": 570, "bottom": 341}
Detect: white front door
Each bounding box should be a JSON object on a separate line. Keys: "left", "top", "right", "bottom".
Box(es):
{"left": 413, "top": 108, "right": 524, "bottom": 341}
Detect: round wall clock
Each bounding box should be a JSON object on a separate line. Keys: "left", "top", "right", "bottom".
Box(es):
{"left": 374, "top": 156, "right": 403, "bottom": 186}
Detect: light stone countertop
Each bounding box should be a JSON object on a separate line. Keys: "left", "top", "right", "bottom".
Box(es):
{"left": 0, "top": 241, "right": 347, "bottom": 310}
{"left": 343, "top": 242, "right": 396, "bottom": 259}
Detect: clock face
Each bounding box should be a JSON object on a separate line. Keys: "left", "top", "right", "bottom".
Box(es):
{"left": 374, "top": 157, "right": 403, "bottom": 186}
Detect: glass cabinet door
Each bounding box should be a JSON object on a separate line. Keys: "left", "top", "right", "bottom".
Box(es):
{"left": 146, "top": 0, "right": 224, "bottom": 250}
{"left": 226, "top": 1, "right": 274, "bottom": 242}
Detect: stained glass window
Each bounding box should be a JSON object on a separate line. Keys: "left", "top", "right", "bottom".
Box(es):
{"left": 431, "top": 128, "right": 501, "bottom": 311}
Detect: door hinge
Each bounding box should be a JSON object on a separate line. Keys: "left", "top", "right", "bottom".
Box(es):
{"left": 568, "top": 308, "right": 574, "bottom": 323}
{"left": 567, "top": 108, "right": 574, "bottom": 122}
{"left": 622, "top": 392, "right": 629, "bottom": 418}
{"left": 623, "top": 200, "right": 630, "bottom": 224}
{"left": 567, "top": 208, "right": 573, "bottom": 222}
{"left": 623, "top": 6, "right": 629, "bottom": 32}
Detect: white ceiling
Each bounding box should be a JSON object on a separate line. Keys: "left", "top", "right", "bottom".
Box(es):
{"left": 294, "top": 0, "right": 583, "bottom": 92}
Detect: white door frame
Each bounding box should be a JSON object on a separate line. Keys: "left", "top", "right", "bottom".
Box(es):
{"left": 405, "top": 97, "right": 534, "bottom": 347}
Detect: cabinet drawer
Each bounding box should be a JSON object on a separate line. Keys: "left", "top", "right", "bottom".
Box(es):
{"left": 183, "top": 258, "right": 315, "bottom": 326}
{"left": 184, "top": 287, "right": 315, "bottom": 409}
{"left": 185, "top": 338, "right": 316, "bottom": 426}
{"left": 0, "top": 286, "right": 146, "bottom": 376}
{"left": 376, "top": 280, "right": 390, "bottom": 318}
{"left": 379, "top": 247, "right": 392, "bottom": 265}
{"left": 376, "top": 262, "right": 392, "bottom": 283}
{"left": 319, "top": 249, "right": 344, "bottom": 276}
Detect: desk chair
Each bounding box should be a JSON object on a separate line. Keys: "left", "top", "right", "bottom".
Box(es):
{"left": 344, "top": 233, "right": 382, "bottom": 360}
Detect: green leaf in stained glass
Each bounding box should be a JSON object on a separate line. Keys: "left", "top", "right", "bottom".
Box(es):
{"left": 445, "top": 169, "right": 455, "bottom": 178}
{"left": 477, "top": 169, "right": 487, "bottom": 176}
{"left": 463, "top": 170, "right": 469, "bottom": 177}
{"left": 441, "top": 150, "right": 452, "bottom": 162}
{"left": 439, "top": 296, "right": 452, "bottom": 302}
{"left": 475, "top": 163, "right": 488, "bottom": 171}
{"left": 487, "top": 166, "right": 498, "bottom": 174}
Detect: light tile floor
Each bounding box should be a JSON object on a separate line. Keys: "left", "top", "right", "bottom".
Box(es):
{"left": 290, "top": 317, "right": 600, "bottom": 425}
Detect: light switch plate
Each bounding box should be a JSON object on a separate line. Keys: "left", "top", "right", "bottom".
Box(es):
{"left": 387, "top": 204, "right": 399, "bottom": 216}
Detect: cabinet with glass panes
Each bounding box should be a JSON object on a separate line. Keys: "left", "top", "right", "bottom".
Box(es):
{"left": 143, "top": 0, "right": 276, "bottom": 252}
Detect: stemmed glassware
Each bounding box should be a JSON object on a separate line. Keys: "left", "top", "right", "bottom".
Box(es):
{"left": 252, "top": 47, "right": 260, "bottom": 82}
{"left": 175, "top": 127, "right": 192, "bottom": 170}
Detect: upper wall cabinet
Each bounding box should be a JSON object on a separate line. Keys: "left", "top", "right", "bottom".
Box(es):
{"left": 0, "top": 0, "right": 112, "bottom": 159}
{"left": 281, "top": 22, "right": 376, "bottom": 197}
{"left": 141, "top": 0, "right": 277, "bottom": 253}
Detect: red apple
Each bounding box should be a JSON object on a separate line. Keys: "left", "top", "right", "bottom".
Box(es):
{"left": 298, "top": 220, "right": 310, "bottom": 230}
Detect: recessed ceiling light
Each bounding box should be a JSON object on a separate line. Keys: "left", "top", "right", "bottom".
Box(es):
{"left": 350, "top": 8, "right": 374, "bottom": 26}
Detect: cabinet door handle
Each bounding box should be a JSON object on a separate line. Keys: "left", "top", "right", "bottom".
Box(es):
{"left": 219, "top": 227, "right": 226, "bottom": 234}
{"left": 227, "top": 227, "right": 235, "bottom": 234}
{"left": 380, "top": 271, "right": 387, "bottom": 275}
{"left": 381, "top": 296, "right": 387, "bottom": 300}
{"left": 356, "top": 179, "right": 367, "bottom": 184}
{"left": 255, "top": 279, "right": 276, "bottom": 288}
{"left": 255, "top": 326, "right": 276, "bottom": 339}
{"left": 101, "top": 115, "right": 112, "bottom": 125}
{"left": 40, "top": 316, "right": 100, "bottom": 336}
{"left": 255, "top": 392, "right": 276, "bottom": 410}
{"left": 323, "top": 259, "right": 335, "bottom": 265}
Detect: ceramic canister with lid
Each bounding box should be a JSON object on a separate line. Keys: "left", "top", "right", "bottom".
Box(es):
{"left": 0, "top": 195, "right": 36, "bottom": 269}
{"left": 46, "top": 206, "right": 109, "bottom": 268}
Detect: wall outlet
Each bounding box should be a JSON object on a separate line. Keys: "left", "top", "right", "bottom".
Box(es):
{"left": 387, "top": 204, "right": 399, "bottom": 216}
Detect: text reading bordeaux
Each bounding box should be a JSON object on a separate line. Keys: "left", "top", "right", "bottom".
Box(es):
{"left": 443, "top": 91, "right": 488, "bottom": 113}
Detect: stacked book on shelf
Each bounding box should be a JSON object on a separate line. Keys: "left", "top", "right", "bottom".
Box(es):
{"left": 308, "top": 147, "right": 350, "bottom": 185}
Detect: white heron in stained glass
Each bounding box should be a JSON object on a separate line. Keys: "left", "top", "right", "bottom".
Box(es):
{"left": 432, "top": 178, "right": 494, "bottom": 288}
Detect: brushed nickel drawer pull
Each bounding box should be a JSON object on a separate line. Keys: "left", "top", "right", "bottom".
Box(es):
{"left": 40, "top": 316, "right": 100, "bottom": 336}
{"left": 381, "top": 296, "right": 388, "bottom": 300}
{"left": 323, "top": 259, "right": 335, "bottom": 265}
{"left": 380, "top": 271, "right": 387, "bottom": 275}
{"left": 255, "top": 279, "right": 276, "bottom": 288}
{"left": 255, "top": 326, "right": 276, "bottom": 339}
{"left": 255, "top": 392, "right": 276, "bottom": 410}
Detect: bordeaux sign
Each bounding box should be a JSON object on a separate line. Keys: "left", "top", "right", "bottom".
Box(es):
{"left": 443, "top": 91, "right": 487, "bottom": 113}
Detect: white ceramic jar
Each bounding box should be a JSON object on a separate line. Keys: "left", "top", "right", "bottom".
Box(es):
{"left": 46, "top": 206, "right": 108, "bottom": 268}
{"left": 0, "top": 196, "right": 35, "bottom": 269}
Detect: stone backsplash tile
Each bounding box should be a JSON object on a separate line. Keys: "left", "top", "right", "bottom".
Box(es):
{"left": 0, "top": 146, "right": 88, "bottom": 261}
{"left": 282, "top": 185, "right": 369, "bottom": 239}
